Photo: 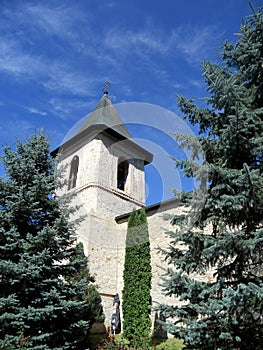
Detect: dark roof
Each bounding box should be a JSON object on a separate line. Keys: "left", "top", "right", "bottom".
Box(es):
{"left": 115, "top": 197, "right": 181, "bottom": 223}
{"left": 51, "top": 92, "right": 153, "bottom": 164}
{"left": 76, "top": 92, "right": 132, "bottom": 139}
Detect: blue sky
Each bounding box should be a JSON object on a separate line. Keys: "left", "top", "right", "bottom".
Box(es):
{"left": 0, "top": 0, "right": 260, "bottom": 205}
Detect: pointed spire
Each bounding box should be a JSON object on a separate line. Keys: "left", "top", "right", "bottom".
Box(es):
{"left": 76, "top": 91, "right": 131, "bottom": 139}
{"left": 51, "top": 89, "right": 153, "bottom": 164}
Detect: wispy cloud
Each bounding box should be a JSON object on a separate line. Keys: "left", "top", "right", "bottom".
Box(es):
{"left": 0, "top": 38, "right": 46, "bottom": 78}
{"left": 104, "top": 27, "right": 170, "bottom": 56}
{"left": 24, "top": 106, "right": 47, "bottom": 116}
{"left": 0, "top": 118, "right": 38, "bottom": 140}
{"left": 0, "top": 35, "right": 104, "bottom": 99}
{"left": 26, "top": 4, "right": 72, "bottom": 35}
{"left": 1, "top": 1, "right": 221, "bottom": 85}
{"left": 190, "top": 79, "right": 203, "bottom": 88}
{"left": 102, "top": 2, "right": 117, "bottom": 8}
{"left": 174, "top": 25, "right": 220, "bottom": 63}
{"left": 47, "top": 97, "right": 96, "bottom": 121}
{"left": 105, "top": 23, "right": 220, "bottom": 63}
{"left": 14, "top": 3, "right": 85, "bottom": 41}
{"left": 0, "top": 3, "right": 108, "bottom": 98}
{"left": 43, "top": 68, "right": 94, "bottom": 96}
{"left": 0, "top": 1, "right": 223, "bottom": 124}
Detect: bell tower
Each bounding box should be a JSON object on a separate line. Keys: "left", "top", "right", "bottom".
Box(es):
{"left": 52, "top": 90, "right": 153, "bottom": 326}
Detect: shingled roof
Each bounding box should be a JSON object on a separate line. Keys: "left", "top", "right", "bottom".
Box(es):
{"left": 76, "top": 92, "right": 132, "bottom": 139}
{"left": 51, "top": 92, "right": 153, "bottom": 164}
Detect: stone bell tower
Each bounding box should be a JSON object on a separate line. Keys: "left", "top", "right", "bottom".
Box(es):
{"left": 52, "top": 90, "right": 153, "bottom": 326}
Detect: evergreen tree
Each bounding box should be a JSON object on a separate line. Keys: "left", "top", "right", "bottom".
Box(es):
{"left": 159, "top": 5, "right": 263, "bottom": 350}
{"left": 0, "top": 131, "right": 100, "bottom": 349}
{"left": 122, "top": 208, "right": 152, "bottom": 342}
{"left": 70, "top": 242, "right": 104, "bottom": 326}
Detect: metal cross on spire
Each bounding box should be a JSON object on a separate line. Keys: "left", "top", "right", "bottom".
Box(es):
{"left": 102, "top": 81, "right": 111, "bottom": 95}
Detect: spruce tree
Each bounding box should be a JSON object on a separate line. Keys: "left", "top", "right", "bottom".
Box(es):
{"left": 159, "top": 5, "right": 263, "bottom": 350}
{"left": 0, "top": 131, "right": 100, "bottom": 349}
{"left": 122, "top": 208, "right": 152, "bottom": 342}
{"left": 70, "top": 242, "right": 104, "bottom": 326}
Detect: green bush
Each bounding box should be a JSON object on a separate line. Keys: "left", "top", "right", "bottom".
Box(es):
{"left": 90, "top": 332, "right": 184, "bottom": 350}
{"left": 122, "top": 209, "right": 152, "bottom": 341}
{"left": 155, "top": 338, "right": 184, "bottom": 350}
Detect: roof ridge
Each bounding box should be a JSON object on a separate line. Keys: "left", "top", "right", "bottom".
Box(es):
{"left": 76, "top": 93, "right": 132, "bottom": 139}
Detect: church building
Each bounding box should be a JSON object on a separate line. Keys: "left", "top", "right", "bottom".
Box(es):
{"left": 52, "top": 90, "right": 182, "bottom": 330}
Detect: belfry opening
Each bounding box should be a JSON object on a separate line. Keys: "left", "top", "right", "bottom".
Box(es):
{"left": 117, "top": 158, "right": 129, "bottom": 191}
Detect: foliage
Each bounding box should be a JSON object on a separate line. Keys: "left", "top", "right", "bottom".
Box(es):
{"left": 95, "top": 332, "right": 184, "bottom": 350}
{"left": 159, "top": 5, "right": 263, "bottom": 350}
{"left": 96, "top": 327, "right": 116, "bottom": 349}
{"left": 94, "top": 329, "right": 184, "bottom": 350}
{"left": 0, "top": 131, "right": 101, "bottom": 349}
{"left": 155, "top": 338, "right": 184, "bottom": 350}
{"left": 70, "top": 241, "right": 104, "bottom": 325}
{"left": 122, "top": 209, "right": 152, "bottom": 342}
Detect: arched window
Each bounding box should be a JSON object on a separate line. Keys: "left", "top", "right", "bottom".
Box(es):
{"left": 68, "top": 155, "right": 79, "bottom": 190}
{"left": 117, "top": 158, "right": 129, "bottom": 191}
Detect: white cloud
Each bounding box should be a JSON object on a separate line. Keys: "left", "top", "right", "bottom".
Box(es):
{"left": 102, "top": 2, "right": 116, "bottom": 8}
{"left": 190, "top": 79, "right": 203, "bottom": 88}
{"left": 0, "top": 1, "right": 221, "bottom": 91}
{"left": 24, "top": 106, "right": 47, "bottom": 116}
{"left": 19, "top": 3, "right": 85, "bottom": 40}
{"left": 47, "top": 97, "right": 96, "bottom": 121}
{"left": 0, "top": 38, "right": 46, "bottom": 77}
{"left": 26, "top": 4, "right": 69, "bottom": 34}
{"left": 44, "top": 71, "right": 89, "bottom": 96}
{"left": 0, "top": 3, "right": 109, "bottom": 98}
{"left": 104, "top": 23, "right": 221, "bottom": 65}
{"left": 0, "top": 35, "right": 104, "bottom": 98}
{"left": 0, "top": 1, "right": 224, "bottom": 125}
{"left": 173, "top": 25, "right": 219, "bottom": 63}
{"left": 104, "top": 27, "right": 169, "bottom": 56}
{"left": 0, "top": 118, "right": 38, "bottom": 140}
{"left": 43, "top": 64, "right": 107, "bottom": 96}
